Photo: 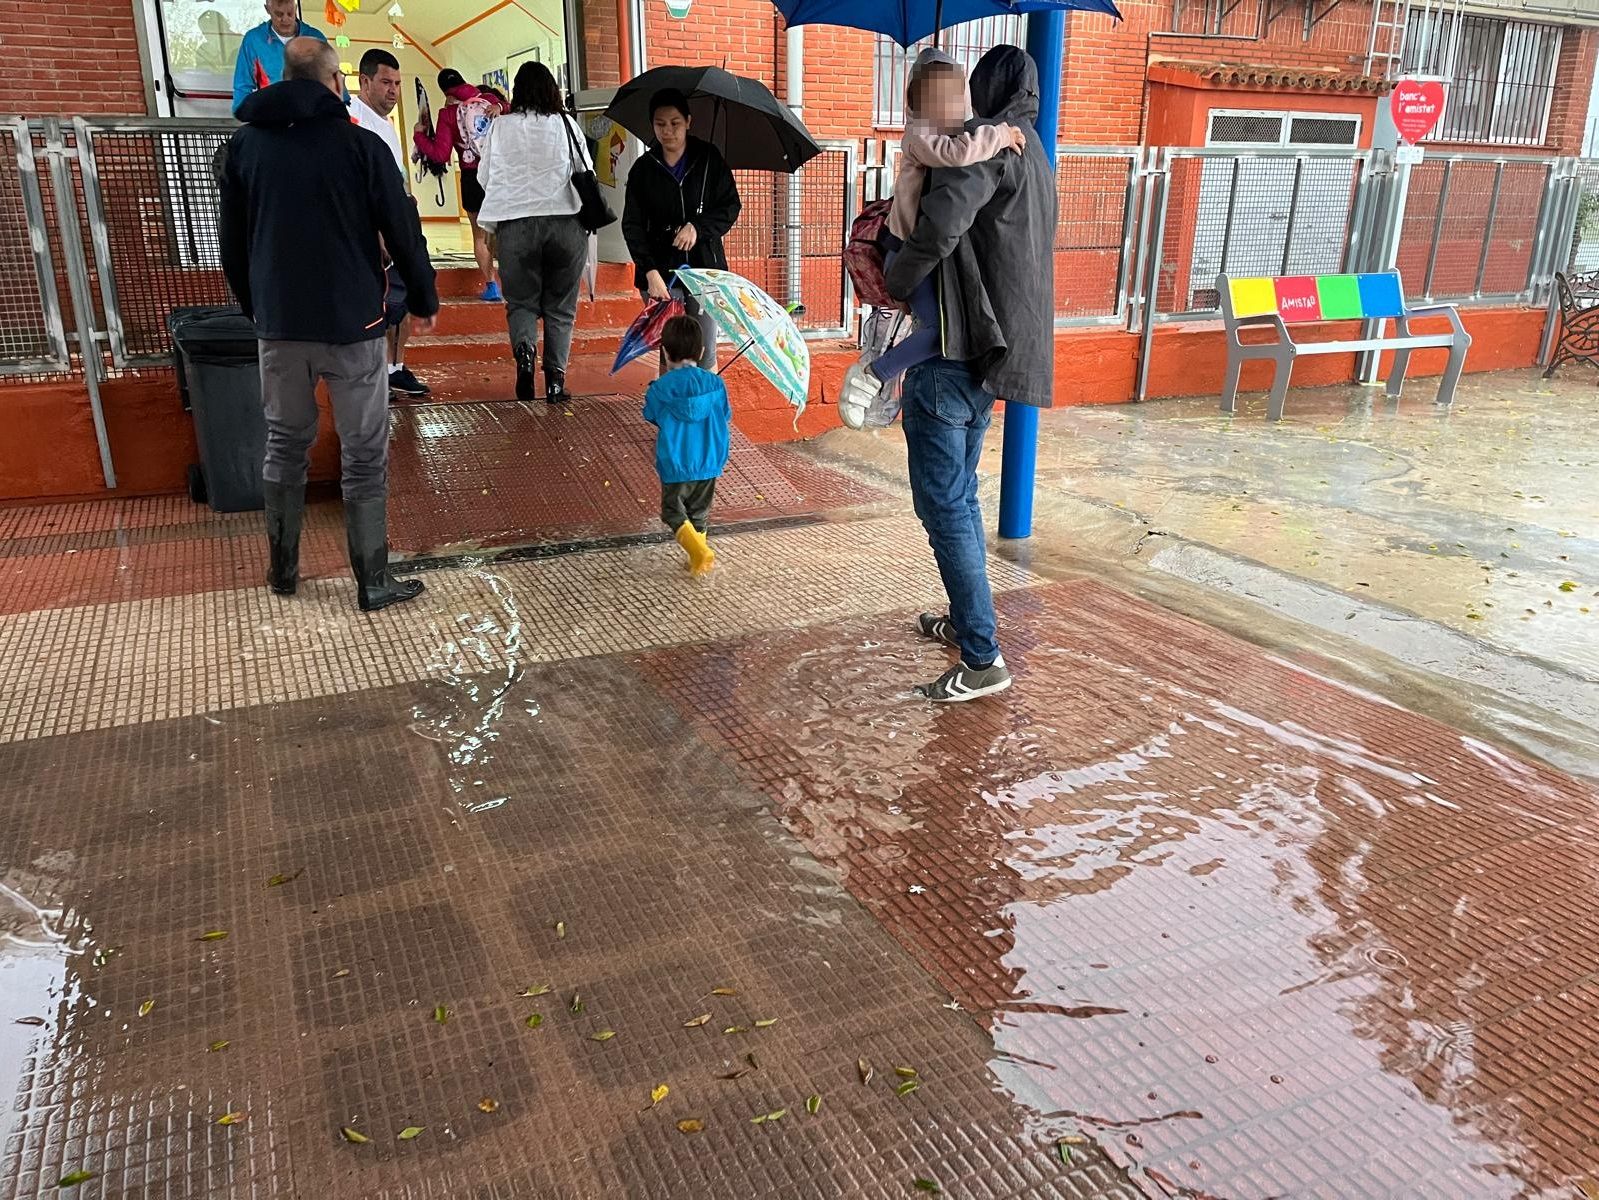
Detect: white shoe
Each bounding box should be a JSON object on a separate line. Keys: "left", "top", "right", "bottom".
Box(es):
{"left": 838, "top": 361, "right": 883, "bottom": 431}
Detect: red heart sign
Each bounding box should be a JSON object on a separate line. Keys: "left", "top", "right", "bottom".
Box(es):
{"left": 1390, "top": 79, "right": 1446, "bottom": 144}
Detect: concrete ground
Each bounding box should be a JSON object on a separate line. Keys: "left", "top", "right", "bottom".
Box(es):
{"left": 3, "top": 377, "right": 1599, "bottom": 1198}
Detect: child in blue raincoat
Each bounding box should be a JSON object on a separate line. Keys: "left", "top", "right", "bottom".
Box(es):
{"left": 643, "top": 315, "right": 731, "bottom": 574}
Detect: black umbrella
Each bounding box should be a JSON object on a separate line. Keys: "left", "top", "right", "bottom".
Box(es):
{"left": 604, "top": 65, "right": 821, "bottom": 173}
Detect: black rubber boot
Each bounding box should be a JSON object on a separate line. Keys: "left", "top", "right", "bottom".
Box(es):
{"left": 263, "top": 479, "right": 305, "bottom": 596}
{"left": 344, "top": 496, "right": 425, "bottom": 612}
{"left": 514, "top": 342, "right": 537, "bottom": 402}
{"left": 544, "top": 367, "right": 571, "bottom": 406}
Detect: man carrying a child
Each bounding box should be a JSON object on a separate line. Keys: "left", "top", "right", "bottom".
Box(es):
{"left": 870, "top": 44, "right": 1058, "bottom": 703}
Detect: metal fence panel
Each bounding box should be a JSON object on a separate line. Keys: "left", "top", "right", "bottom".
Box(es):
{"left": 1053, "top": 148, "right": 1140, "bottom": 325}
{"left": 1153, "top": 147, "right": 1369, "bottom": 319}
{"left": 0, "top": 117, "right": 69, "bottom": 374}
{"left": 727, "top": 140, "right": 856, "bottom": 339}
{"left": 1397, "top": 153, "right": 1551, "bottom": 303}
{"left": 78, "top": 117, "right": 235, "bottom": 369}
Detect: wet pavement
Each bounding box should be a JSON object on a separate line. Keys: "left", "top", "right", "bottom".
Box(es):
{"left": 5, "top": 372, "right": 1599, "bottom": 1197}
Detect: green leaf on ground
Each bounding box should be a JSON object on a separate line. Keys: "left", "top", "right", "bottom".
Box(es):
{"left": 806, "top": 1094, "right": 821, "bottom": 1114}
{"left": 433, "top": 1005, "right": 449, "bottom": 1024}
{"left": 208, "top": 1040, "right": 229, "bottom": 1052}
{"left": 56, "top": 1169, "right": 96, "bottom": 1188}
{"left": 477, "top": 1098, "right": 499, "bottom": 1113}
{"left": 554, "top": 921, "right": 566, "bottom": 940}
{"left": 894, "top": 1067, "right": 918, "bottom": 1078}
{"left": 217, "top": 1112, "right": 246, "bottom": 1126}
{"left": 677, "top": 1119, "right": 704, "bottom": 1134}
{"left": 684, "top": 1013, "right": 711, "bottom": 1028}
{"left": 197, "top": 931, "right": 228, "bottom": 942}
{"left": 895, "top": 1080, "right": 919, "bottom": 1097}
{"left": 138, "top": 1000, "right": 154, "bottom": 1018}
{"left": 1058, "top": 1141, "right": 1074, "bottom": 1165}
{"left": 711, "top": 987, "right": 737, "bottom": 996}
{"left": 397, "top": 1126, "right": 424, "bottom": 1141}
{"left": 724, "top": 1026, "right": 748, "bottom": 1035}
{"left": 525, "top": 1013, "right": 543, "bottom": 1029}
{"left": 266, "top": 869, "right": 303, "bottom": 887}
{"left": 913, "top": 1179, "right": 941, "bottom": 1194}
{"left": 518, "top": 985, "right": 551, "bottom": 998}
{"left": 754, "top": 1019, "right": 777, "bottom": 1028}
{"left": 340, "top": 1126, "right": 370, "bottom": 1143}
{"left": 1560, "top": 581, "right": 1578, "bottom": 592}
{"left": 751, "top": 1108, "right": 786, "bottom": 1124}
{"left": 589, "top": 1030, "right": 616, "bottom": 1042}
{"left": 649, "top": 1084, "right": 669, "bottom": 1107}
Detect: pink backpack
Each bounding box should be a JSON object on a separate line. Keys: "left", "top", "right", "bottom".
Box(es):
{"left": 844, "top": 198, "right": 894, "bottom": 309}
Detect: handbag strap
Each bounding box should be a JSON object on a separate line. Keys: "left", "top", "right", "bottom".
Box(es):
{"left": 559, "top": 113, "right": 587, "bottom": 173}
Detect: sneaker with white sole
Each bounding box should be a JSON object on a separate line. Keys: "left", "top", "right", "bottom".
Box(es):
{"left": 917, "top": 656, "right": 1011, "bottom": 703}
{"left": 915, "top": 612, "right": 961, "bottom": 650}
{"left": 837, "top": 360, "right": 883, "bottom": 430}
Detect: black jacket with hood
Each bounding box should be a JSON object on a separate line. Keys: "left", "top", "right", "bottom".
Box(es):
{"left": 883, "top": 46, "right": 1058, "bottom": 408}
{"left": 621, "top": 136, "right": 741, "bottom": 290}
{"left": 220, "top": 78, "right": 439, "bottom": 344}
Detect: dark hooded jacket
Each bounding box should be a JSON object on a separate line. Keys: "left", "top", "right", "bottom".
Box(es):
{"left": 883, "top": 46, "right": 1057, "bottom": 408}
{"left": 621, "top": 136, "right": 741, "bottom": 290}
{"left": 220, "top": 78, "right": 438, "bottom": 344}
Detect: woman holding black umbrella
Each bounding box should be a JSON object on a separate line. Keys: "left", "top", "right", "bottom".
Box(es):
{"left": 621, "top": 89, "right": 741, "bottom": 370}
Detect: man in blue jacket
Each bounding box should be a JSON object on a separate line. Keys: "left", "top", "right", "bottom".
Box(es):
{"left": 220, "top": 39, "right": 439, "bottom": 611}
{"left": 231, "top": 0, "right": 328, "bottom": 115}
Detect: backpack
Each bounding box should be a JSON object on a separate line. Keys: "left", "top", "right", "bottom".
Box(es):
{"left": 844, "top": 198, "right": 895, "bottom": 309}
{"left": 455, "top": 93, "right": 498, "bottom": 164}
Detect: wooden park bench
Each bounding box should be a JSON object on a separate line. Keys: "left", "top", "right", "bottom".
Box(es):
{"left": 1543, "top": 270, "right": 1599, "bottom": 378}
{"left": 1217, "top": 270, "right": 1471, "bottom": 421}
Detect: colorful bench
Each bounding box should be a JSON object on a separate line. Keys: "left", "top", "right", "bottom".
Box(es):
{"left": 1217, "top": 271, "right": 1470, "bottom": 421}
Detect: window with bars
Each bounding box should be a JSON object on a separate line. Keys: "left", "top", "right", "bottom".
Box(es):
{"left": 1401, "top": 11, "right": 1561, "bottom": 146}
{"left": 872, "top": 15, "right": 1026, "bottom": 129}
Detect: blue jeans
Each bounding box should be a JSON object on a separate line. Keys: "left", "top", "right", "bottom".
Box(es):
{"left": 902, "top": 359, "right": 999, "bottom": 667}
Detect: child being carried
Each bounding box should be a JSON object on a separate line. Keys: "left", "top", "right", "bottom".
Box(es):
{"left": 839, "top": 49, "right": 1025, "bottom": 428}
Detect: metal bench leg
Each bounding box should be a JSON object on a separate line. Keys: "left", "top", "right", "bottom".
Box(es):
{"left": 1266, "top": 351, "right": 1292, "bottom": 421}
{"left": 1385, "top": 345, "right": 1412, "bottom": 401}
{"left": 1435, "top": 334, "right": 1470, "bottom": 407}
{"left": 1220, "top": 351, "right": 1242, "bottom": 415}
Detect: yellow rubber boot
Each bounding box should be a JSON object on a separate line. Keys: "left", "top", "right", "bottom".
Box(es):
{"left": 675, "top": 522, "right": 711, "bottom": 573}
{"left": 692, "top": 527, "right": 716, "bottom": 575}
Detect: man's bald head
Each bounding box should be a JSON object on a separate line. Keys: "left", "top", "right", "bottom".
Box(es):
{"left": 283, "top": 38, "right": 341, "bottom": 94}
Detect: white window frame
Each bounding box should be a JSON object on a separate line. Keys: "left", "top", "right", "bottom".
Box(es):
{"left": 1205, "top": 108, "right": 1363, "bottom": 148}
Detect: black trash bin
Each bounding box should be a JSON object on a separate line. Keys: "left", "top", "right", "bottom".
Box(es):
{"left": 169, "top": 306, "right": 264, "bottom": 513}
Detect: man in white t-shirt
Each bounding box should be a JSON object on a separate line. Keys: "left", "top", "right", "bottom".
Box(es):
{"left": 349, "top": 48, "right": 429, "bottom": 398}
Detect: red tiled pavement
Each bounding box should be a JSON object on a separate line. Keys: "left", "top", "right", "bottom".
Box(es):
{"left": 638, "top": 580, "right": 1599, "bottom": 1198}
{"left": 0, "top": 398, "right": 882, "bottom": 615}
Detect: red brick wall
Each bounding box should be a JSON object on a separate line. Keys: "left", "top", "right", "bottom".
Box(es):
{"left": 0, "top": 0, "right": 149, "bottom": 115}
{"left": 1544, "top": 27, "right": 1597, "bottom": 155}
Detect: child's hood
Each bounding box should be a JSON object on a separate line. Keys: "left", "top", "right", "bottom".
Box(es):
{"left": 649, "top": 365, "right": 725, "bottom": 421}
{"left": 905, "top": 46, "right": 963, "bottom": 120}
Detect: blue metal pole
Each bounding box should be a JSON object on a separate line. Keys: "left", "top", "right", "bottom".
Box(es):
{"left": 997, "top": 11, "right": 1064, "bottom": 540}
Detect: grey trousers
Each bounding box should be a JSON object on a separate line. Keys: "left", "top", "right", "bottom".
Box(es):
{"left": 497, "top": 213, "right": 587, "bottom": 374}
{"left": 259, "top": 337, "right": 389, "bottom": 502}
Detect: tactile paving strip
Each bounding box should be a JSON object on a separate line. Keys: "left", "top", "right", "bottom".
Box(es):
{"left": 0, "top": 656, "right": 1137, "bottom": 1200}
{"left": 635, "top": 579, "right": 1599, "bottom": 1199}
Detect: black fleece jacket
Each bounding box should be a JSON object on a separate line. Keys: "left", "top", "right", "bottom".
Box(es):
{"left": 621, "top": 137, "right": 741, "bottom": 290}
{"left": 220, "top": 78, "right": 438, "bottom": 344}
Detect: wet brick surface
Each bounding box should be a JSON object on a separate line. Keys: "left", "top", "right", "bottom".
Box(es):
{"left": 0, "top": 653, "right": 1130, "bottom": 1199}
{"left": 0, "top": 397, "right": 882, "bottom": 616}
{"left": 638, "top": 580, "right": 1599, "bottom": 1198}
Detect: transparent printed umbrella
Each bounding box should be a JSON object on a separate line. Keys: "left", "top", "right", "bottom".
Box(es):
{"left": 673, "top": 268, "right": 811, "bottom": 418}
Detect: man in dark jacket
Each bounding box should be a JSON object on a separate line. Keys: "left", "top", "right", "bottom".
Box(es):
{"left": 220, "top": 38, "right": 440, "bottom": 612}
{"left": 621, "top": 89, "right": 741, "bottom": 369}
{"left": 883, "top": 44, "right": 1057, "bottom": 702}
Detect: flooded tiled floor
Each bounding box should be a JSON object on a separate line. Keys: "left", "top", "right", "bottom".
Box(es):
{"left": 5, "top": 385, "right": 1599, "bottom": 1196}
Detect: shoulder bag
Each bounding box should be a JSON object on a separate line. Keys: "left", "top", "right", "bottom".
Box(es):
{"left": 561, "top": 114, "right": 617, "bottom": 233}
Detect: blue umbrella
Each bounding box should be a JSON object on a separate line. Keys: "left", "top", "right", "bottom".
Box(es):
{"left": 772, "top": 0, "right": 1118, "bottom": 47}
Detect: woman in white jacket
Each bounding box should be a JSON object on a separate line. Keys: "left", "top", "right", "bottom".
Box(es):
{"left": 477, "top": 62, "right": 593, "bottom": 404}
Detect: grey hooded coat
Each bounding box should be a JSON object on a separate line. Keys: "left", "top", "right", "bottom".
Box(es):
{"left": 883, "top": 45, "right": 1058, "bottom": 408}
